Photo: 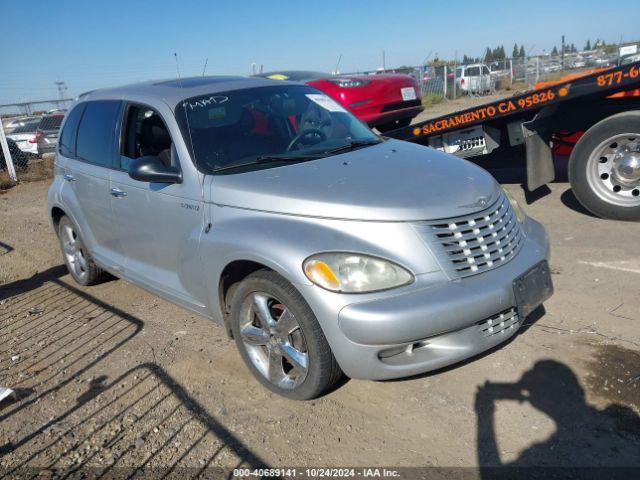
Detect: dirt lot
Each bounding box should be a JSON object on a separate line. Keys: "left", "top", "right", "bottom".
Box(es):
{"left": 1, "top": 148, "right": 639, "bottom": 475}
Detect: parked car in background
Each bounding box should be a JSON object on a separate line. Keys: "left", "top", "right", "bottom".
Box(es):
{"left": 254, "top": 70, "right": 423, "bottom": 132}
{"left": 36, "top": 113, "right": 64, "bottom": 156}
{"left": 0, "top": 137, "right": 28, "bottom": 171}
{"left": 455, "top": 64, "right": 491, "bottom": 93}
{"left": 544, "top": 62, "right": 562, "bottom": 73}
{"left": 2, "top": 116, "right": 39, "bottom": 134}
{"left": 622, "top": 53, "right": 640, "bottom": 66}
{"left": 570, "top": 58, "right": 587, "bottom": 69}
{"left": 7, "top": 119, "right": 40, "bottom": 155}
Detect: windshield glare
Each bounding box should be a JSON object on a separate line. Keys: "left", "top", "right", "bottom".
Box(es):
{"left": 176, "top": 85, "right": 380, "bottom": 173}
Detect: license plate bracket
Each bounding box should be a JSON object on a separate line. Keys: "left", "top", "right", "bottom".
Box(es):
{"left": 401, "top": 87, "right": 417, "bottom": 101}
{"left": 513, "top": 260, "right": 553, "bottom": 319}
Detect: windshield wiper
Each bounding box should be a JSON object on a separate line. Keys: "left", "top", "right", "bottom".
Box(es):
{"left": 323, "top": 139, "right": 383, "bottom": 155}
{"left": 255, "top": 153, "right": 323, "bottom": 164}
{"left": 212, "top": 153, "right": 321, "bottom": 173}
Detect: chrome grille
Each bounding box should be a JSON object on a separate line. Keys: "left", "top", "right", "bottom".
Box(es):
{"left": 412, "top": 193, "right": 524, "bottom": 278}
{"left": 476, "top": 308, "right": 519, "bottom": 337}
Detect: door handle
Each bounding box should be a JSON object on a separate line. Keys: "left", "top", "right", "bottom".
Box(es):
{"left": 63, "top": 174, "right": 76, "bottom": 182}
{"left": 110, "top": 187, "right": 127, "bottom": 198}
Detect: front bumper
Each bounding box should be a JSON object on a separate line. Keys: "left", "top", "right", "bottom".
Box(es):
{"left": 310, "top": 217, "right": 551, "bottom": 380}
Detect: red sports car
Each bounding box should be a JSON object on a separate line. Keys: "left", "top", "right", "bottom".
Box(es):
{"left": 255, "top": 71, "right": 423, "bottom": 132}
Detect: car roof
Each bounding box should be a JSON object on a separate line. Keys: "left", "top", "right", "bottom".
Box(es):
{"left": 254, "top": 71, "right": 331, "bottom": 82}
{"left": 77, "top": 75, "right": 297, "bottom": 106}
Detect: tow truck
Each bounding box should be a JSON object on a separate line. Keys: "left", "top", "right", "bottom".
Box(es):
{"left": 386, "top": 61, "right": 640, "bottom": 221}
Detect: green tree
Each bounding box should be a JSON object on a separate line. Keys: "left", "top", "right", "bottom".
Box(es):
{"left": 585, "top": 39, "right": 591, "bottom": 50}
{"left": 512, "top": 43, "right": 519, "bottom": 58}
{"left": 551, "top": 46, "right": 558, "bottom": 56}
{"left": 519, "top": 45, "right": 525, "bottom": 58}
{"left": 484, "top": 47, "right": 493, "bottom": 62}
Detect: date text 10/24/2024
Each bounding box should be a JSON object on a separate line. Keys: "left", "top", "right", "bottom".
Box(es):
{"left": 233, "top": 468, "right": 401, "bottom": 478}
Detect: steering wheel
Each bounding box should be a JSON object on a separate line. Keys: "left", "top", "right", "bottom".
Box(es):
{"left": 286, "top": 128, "right": 327, "bottom": 151}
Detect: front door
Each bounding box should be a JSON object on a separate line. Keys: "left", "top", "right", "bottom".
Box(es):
{"left": 109, "top": 103, "right": 208, "bottom": 312}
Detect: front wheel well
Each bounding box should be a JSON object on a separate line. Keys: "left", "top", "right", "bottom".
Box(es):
{"left": 51, "top": 207, "right": 66, "bottom": 231}
{"left": 218, "top": 260, "right": 272, "bottom": 337}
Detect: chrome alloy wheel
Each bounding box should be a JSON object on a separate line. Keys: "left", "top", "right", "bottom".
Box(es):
{"left": 587, "top": 133, "right": 640, "bottom": 207}
{"left": 61, "top": 223, "right": 89, "bottom": 282}
{"left": 238, "top": 292, "right": 309, "bottom": 389}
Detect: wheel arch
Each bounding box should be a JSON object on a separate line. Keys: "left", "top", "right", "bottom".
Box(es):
{"left": 216, "top": 256, "right": 304, "bottom": 338}
{"left": 218, "top": 259, "right": 271, "bottom": 337}
{"left": 50, "top": 206, "right": 67, "bottom": 231}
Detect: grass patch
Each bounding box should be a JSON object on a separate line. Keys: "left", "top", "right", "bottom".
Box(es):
{"left": 422, "top": 93, "right": 444, "bottom": 107}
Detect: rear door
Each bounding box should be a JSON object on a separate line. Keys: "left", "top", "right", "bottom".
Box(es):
{"left": 61, "top": 100, "right": 124, "bottom": 270}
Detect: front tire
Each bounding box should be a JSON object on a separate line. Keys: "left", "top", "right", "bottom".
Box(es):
{"left": 58, "top": 215, "right": 110, "bottom": 285}
{"left": 229, "top": 270, "right": 342, "bottom": 400}
{"left": 568, "top": 111, "right": 640, "bottom": 221}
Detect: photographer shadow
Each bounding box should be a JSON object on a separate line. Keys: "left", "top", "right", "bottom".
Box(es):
{"left": 475, "top": 359, "right": 640, "bottom": 476}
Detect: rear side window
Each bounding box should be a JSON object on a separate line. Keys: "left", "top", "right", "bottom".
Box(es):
{"left": 466, "top": 66, "right": 480, "bottom": 76}
{"left": 39, "top": 115, "right": 63, "bottom": 131}
{"left": 76, "top": 101, "right": 120, "bottom": 167}
{"left": 482, "top": 66, "right": 490, "bottom": 75}
{"left": 59, "top": 104, "right": 86, "bottom": 157}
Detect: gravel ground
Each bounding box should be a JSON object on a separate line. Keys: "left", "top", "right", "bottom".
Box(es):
{"left": 1, "top": 135, "right": 639, "bottom": 476}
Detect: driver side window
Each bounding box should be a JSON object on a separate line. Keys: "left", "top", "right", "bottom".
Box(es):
{"left": 120, "top": 104, "right": 173, "bottom": 171}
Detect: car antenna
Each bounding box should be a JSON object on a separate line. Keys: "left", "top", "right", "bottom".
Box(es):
{"left": 202, "top": 58, "right": 208, "bottom": 77}
{"left": 334, "top": 54, "right": 342, "bottom": 75}
{"left": 174, "top": 52, "right": 184, "bottom": 87}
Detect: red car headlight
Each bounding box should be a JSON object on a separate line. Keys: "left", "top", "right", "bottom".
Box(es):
{"left": 327, "top": 78, "right": 371, "bottom": 88}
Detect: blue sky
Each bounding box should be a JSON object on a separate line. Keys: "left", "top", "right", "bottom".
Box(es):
{"left": 1, "top": 0, "right": 638, "bottom": 105}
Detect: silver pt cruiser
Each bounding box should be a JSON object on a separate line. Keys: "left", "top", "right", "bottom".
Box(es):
{"left": 47, "top": 76, "right": 553, "bottom": 399}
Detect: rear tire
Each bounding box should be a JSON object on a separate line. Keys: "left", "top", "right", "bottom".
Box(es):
{"left": 58, "top": 216, "right": 111, "bottom": 285}
{"left": 229, "top": 270, "right": 342, "bottom": 400}
{"left": 568, "top": 111, "right": 640, "bottom": 221}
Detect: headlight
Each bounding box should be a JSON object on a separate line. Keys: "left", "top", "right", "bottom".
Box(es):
{"left": 502, "top": 187, "right": 526, "bottom": 224}
{"left": 327, "top": 78, "right": 371, "bottom": 88}
{"left": 303, "top": 253, "right": 414, "bottom": 293}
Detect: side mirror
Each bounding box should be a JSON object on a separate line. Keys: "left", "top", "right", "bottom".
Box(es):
{"left": 128, "top": 156, "right": 182, "bottom": 184}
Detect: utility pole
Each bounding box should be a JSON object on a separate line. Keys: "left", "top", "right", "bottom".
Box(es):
{"left": 54, "top": 81, "right": 67, "bottom": 108}
{"left": 561, "top": 35, "right": 565, "bottom": 71}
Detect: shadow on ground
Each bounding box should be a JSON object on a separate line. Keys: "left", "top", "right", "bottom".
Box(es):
{"left": 0, "top": 267, "right": 267, "bottom": 478}
{"left": 475, "top": 359, "right": 640, "bottom": 477}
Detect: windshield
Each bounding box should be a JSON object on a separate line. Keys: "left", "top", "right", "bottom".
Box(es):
{"left": 175, "top": 85, "right": 380, "bottom": 174}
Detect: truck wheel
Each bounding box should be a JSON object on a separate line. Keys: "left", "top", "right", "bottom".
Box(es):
{"left": 229, "top": 270, "right": 342, "bottom": 400}
{"left": 568, "top": 111, "right": 640, "bottom": 220}
{"left": 58, "top": 216, "right": 111, "bottom": 285}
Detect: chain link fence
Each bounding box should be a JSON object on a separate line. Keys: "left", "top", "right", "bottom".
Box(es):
{"left": 397, "top": 47, "right": 620, "bottom": 108}
{"left": 1, "top": 100, "right": 71, "bottom": 185}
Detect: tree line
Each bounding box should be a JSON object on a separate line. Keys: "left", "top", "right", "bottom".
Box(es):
{"left": 461, "top": 44, "right": 526, "bottom": 64}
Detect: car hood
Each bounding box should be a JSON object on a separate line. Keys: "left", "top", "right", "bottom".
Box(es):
{"left": 209, "top": 140, "right": 500, "bottom": 222}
